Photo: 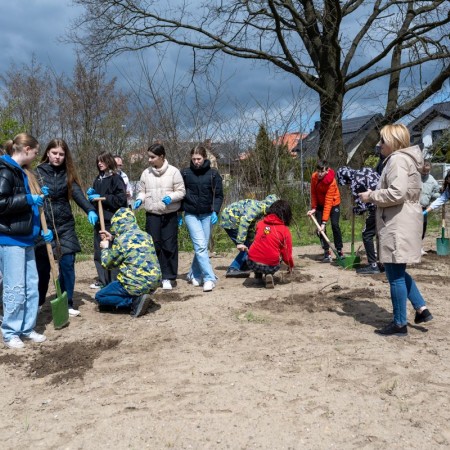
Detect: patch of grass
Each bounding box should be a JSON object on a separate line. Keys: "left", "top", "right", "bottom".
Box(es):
{"left": 236, "top": 310, "right": 268, "bottom": 323}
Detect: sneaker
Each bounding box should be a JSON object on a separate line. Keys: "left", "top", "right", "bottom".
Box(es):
{"left": 68, "top": 308, "right": 81, "bottom": 317}
{"left": 414, "top": 308, "right": 433, "bottom": 324}
{"left": 130, "top": 294, "right": 152, "bottom": 318}
{"left": 225, "top": 267, "right": 251, "bottom": 278}
{"left": 90, "top": 281, "right": 102, "bottom": 289}
{"left": 203, "top": 281, "right": 215, "bottom": 292}
{"left": 162, "top": 279, "right": 172, "bottom": 290}
{"left": 356, "top": 264, "right": 381, "bottom": 275}
{"left": 265, "top": 274, "right": 275, "bottom": 289}
{"left": 4, "top": 336, "right": 25, "bottom": 349}
{"left": 23, "top": 330, "right": 47, "bottom": 343}
{"left": 337, "top": 250, "right": 345, "bottom": 260}
{"left": 321, "top": 252, "right": 332, "bottom": 263}
{"left": 374, "top": 322, "right": 407, "bottom": 336}
{"left": 190, "top": 278, "right": 201, "bottom": 287}
{"left": 421, "top": 248, "right": 427, "bottom": 256}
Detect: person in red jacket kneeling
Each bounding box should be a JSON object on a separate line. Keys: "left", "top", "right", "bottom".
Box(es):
{"left": 246, "top": 200, "right": 294, "bottom": 289}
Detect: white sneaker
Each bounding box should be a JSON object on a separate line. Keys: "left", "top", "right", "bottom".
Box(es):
{"left": 190, "top": 278, "right": 201, "bottom": 287}
{"left": 421, "top": 248, "right": 427, "bottom": 255}
{"left": 4, "top": 335, "right": 24, "bottom": 349}
{"left": 68, "top": 308, "right": 81, "bottom": 317}
{"left": 162, "top": 279, "right": 172, "bottom": 290}
{"left": 23, "top": 330, "right": 47, "bottom": 343}
{"left": 203, "top": 281, "right": 215, "bottom": 292}
{"left": 90, "top": 281, "right": 102, "bottom": 289}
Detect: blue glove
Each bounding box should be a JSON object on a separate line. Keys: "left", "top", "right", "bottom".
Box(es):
{"left": 40, "top": 229, "right": 53, "bottom": 243}
{"left": 210, "top": 212, "right": 218, "bottom": 225}
{"left": 133, "top": 199, "right": 142, "bottom": 210}
{"left": 88, "top": 211, "right": 99, "bottom": 225}
{"left": 87, "top": 187, "right": 96, "bottom": 196}
{"left": 178, "top": 216, "right": 183, "bottom": 227}
{"left": 162, "top": 196, "right": 172, "bottom": 205}
{"left": 88, "top": 193, "right": 100, "bottom": 202}
{"left": 28, "top": 194, "right": 44, "bottom": 207}
{"left": 423, "top": 210, "right": 428, "bottom": 216}
{"left": 41, "top": 186, "right": 49, "bottom": 197}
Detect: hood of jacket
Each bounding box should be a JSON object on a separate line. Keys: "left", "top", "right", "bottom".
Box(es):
{"left": 336, "top": 166, "right": 355, "bottom": 186}
{"left": 263, "top": 213, "right": 285, "bottom": 226}
{"left": 111, "top": 207, "right": 140, "bottom": 235}
{"left": 262, "top": 194, "right": 278, "bottom": 208}
{"left": 386, "top": 145, "right": 424, "bottom": 172}
{"left": 190, "top": 159, "right": 211, "bottom": 175}
{"left": 320, "top": 168, "right": 336, "bottom": 186}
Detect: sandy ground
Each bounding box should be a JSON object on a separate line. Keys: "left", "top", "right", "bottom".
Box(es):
{"left": 1, "top": 237, "right": 449, "bottom": 450}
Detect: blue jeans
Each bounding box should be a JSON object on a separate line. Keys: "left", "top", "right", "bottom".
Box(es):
{"left": 185, "top": 213, "right": 217, "bottom": 282}
{"left": 37, "top": 249, "right": 76, "bottom": 307}
{"left": 384, "top": 263, "right": 426, "bottom": 327}
{"left": 224, "top": 228, "right": 252, "bottom": 270}
{"left": 95, "top": 281, "right": 134, "bottom": 309}
{"left": 0, "top": 245, "right": 39, "bottom": 341}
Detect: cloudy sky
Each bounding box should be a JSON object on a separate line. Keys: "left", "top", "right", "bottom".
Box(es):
{"left": 0, "top": 1, "right": 448, "bottom": 138}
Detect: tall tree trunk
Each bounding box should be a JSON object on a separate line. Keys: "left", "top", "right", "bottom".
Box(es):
{"left": 318, "top": 90, "right": 345, "bottom": 169}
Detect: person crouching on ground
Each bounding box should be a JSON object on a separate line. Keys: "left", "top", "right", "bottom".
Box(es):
{"left": 95, "top": 208, "right": 161, "bottom": 317}
{"left": 307, "top": 160, "right": 343, "bottom": 262}
{"left": 247, "top": 200, "right": 294, "bottom": 289}
{"left": 220, "top": 194, "right": 278, "bottom": 277}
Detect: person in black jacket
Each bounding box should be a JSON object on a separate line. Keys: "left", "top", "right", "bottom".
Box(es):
{"left": 181, "top": 145, "right": 223, "bottom": 292}
{"left": 35, "top": 139, "right": 99, "bottom": 316}
{"left": 87, "top": 152, "right": 127, "bottom": 289}
{"left": 0, "top": 133, "right": 53, "bottom": 349}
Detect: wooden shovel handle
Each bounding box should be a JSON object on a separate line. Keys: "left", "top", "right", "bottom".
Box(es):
{"left": 309, "top": 214, "right": 331, "bottom": 244}
{"left": 93, "top": 197, "right": 107, "bottom": 233}
{"left": 39, "top": 209, "right": 58, "bottom": 281}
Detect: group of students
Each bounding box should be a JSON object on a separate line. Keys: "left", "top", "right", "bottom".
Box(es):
{"left": 0, "top": 135, "right": 295, "bottom": 349}
{"left": 0, "top": 123, "right": 444, "bottom": 348}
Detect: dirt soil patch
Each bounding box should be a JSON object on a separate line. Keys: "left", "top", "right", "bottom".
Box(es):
{"left": 0, "top": 238, "right": 449, "bottom": 449}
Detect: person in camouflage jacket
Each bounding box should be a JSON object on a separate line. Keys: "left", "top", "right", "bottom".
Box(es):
{"left": 220, "top": 194, "right": 278, "bottom": 277}
{"left": 95, "top": 207, "right": 161, "bottom": 317}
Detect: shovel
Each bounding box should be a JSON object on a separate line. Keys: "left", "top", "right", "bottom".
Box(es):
{"left": 309, "top": 214, "right": 342, "bottom": 262}
{"left": 39, "top": 209, "right": 69, "bottom": 329}
{"left": 93, "top": 197, "right": 107, "bottom": 232}
{"left": 436, "top": 205, "right": 449, "bottom": 256}
{"left": 340, "top": 213, "right": 361, "bottom": 270}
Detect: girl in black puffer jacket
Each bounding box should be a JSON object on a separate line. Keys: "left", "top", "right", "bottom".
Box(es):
{"left": 87, "top": 152, "right": 127, "bottom": 289}
{"left": 181, "top": 145, "right": 223, "bottom": 292}
{"left": 36, "top": 139, "right": 99, "bottom": 316}
{"left": 0, "top": 133, "right": 52, "bottom": 349}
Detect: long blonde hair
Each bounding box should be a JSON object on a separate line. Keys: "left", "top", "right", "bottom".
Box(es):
{"left": 380, "top": 124, "right": 410, "bottom": 152}
{"left": 4, "top": 133, "right": 41, "bottom": 195}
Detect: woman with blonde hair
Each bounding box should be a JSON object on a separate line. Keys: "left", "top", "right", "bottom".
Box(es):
{"left": 0, "top": 133, "right": 52, "bottom": 349}
{"left": 359, "top": 124, "right": 433, "bottom": 336}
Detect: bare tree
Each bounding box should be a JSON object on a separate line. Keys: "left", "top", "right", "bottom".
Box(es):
{"left": 71, "top": 0, "right": 450, "bottom": 166}
{"left": 54, "top": 59, "right": 130, "bottom": 185}
{"left": 0, "top": 56, "right": 56, "bottom": 141}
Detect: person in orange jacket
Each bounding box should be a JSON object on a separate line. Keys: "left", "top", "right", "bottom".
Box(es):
{"left": 307, "top": 160, "right": 343, "bottom": 262}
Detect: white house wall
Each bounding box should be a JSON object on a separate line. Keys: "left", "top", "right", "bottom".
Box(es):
{"left": 422, "top": 116, "right": 450, "bottom": 149}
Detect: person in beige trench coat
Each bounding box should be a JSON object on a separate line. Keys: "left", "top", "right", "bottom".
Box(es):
{"left": 359, "top": 124, "right": 433, "bottom": 336}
